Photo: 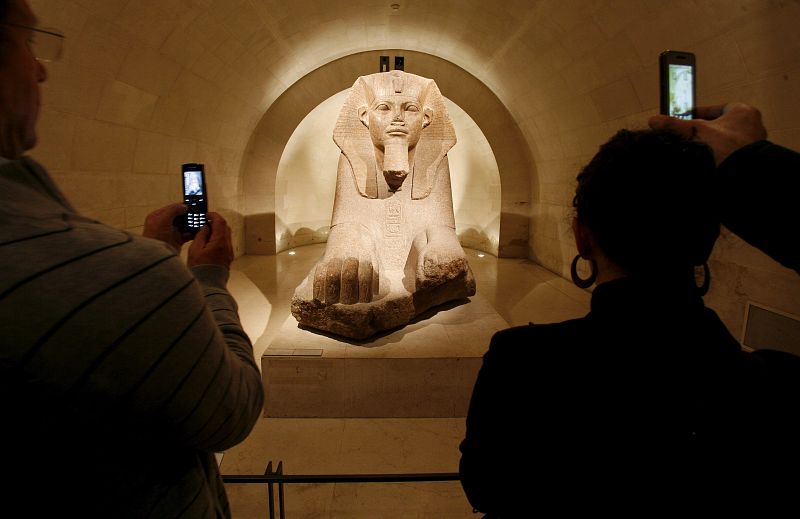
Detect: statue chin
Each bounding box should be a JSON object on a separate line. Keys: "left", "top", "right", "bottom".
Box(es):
{"left": 383, "top": 170, "right": 408, "bottom": 191}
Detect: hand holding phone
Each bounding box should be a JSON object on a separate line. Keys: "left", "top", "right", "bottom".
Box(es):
{"left": 180, "top": 163, "right": 208, "bottom": 236}
{"left": 188, "top": 212, "right": 234, "bottom": 269}
{"left": 649, "top": 103, "right": 767, "bottom": 165}
{"left": 143, "top": 202, "right": 191, "bottom": 253}
{"left": 660, "top": 50, "right": 696, "bottom": 120}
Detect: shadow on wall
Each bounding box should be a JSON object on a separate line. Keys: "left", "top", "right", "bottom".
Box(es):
{"left": 245, "top": 213, "right": 331, "bottom": 255}
{"left": 499, "top": 212, "right": 530, "bottom": 259}
{"left": 457, "top": 211, "right": 501, "bottom": 256}
{"left": 457, "top": 228, "right": 497, "bottom": 257}
{"left": 278, "top": 225, "right": 331, "bottom": 251}
{"left": 245, "top": 213, "right": 277, "bottom": 255}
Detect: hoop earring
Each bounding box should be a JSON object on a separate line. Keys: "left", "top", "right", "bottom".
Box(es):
{"left": 696, "top": 262, "right": 711, "bottom": 296}
{"left": 571, "top": 255, "right": 597, "bottom": 289}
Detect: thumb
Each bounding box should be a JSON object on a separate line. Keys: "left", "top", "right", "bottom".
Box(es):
{"left": 193, "top": 225, "right": 211, "bottom": 246}
{"left": 648, "top": 114, "right": 697, "bottom": 139}
{"left": 163, "top": 202, "right": 188, "bottom": 219}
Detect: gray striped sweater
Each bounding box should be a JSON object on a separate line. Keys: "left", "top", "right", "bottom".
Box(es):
{"left": 0, "top": 157, "right": 264, "bottom": 518}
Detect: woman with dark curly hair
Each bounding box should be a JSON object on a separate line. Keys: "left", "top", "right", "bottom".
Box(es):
{"left": 460, "top": 114, "right": 800, "bottom": 516}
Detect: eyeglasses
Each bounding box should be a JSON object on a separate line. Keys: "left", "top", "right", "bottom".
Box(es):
{"left": 2, "top": 23, "right": 65, "bottom": 62}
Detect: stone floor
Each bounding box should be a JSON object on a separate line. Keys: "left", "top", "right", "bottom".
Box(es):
{"left": 222, "top": 245, "right": 591, "bottom": 518}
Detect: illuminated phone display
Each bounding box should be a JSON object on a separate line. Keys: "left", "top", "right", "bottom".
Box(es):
{"left": 181, "top": 163, "right": 207, "bottom": 234}
{"left": 659, "top": 51, "right": 696, "bottom": 120}
{"left": 668, "top": 64, "right": 694, "bottom": 120}
{"left": 183, "top": 170, "right": 204, "bottom": 196}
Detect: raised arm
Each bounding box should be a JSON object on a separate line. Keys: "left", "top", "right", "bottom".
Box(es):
{"left": 650, "top": 103, "right": 800, "bottom": 273}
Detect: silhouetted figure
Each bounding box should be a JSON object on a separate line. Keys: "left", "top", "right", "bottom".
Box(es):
{"left": 460, "top": 113, "right": 800, "bottom": 515}
{"left": 0, "top": 1, "right": 263, "bottom": 517}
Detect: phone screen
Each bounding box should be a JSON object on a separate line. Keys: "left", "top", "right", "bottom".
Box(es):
{"left": 182, "top": 164, "right": 207, "bottom": 233}
{"left": 668, "top": 64, "right": 694, "bottom": 119}
{"left": 660, "top": 50, "right": 696, "bottom": 120}
{"left": 183, "top": 170, "right": 204, "bottom": 196}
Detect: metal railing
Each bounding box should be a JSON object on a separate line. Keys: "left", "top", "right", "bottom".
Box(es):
{"left": 222, "top": 461, "right": 461, "bottom": 519}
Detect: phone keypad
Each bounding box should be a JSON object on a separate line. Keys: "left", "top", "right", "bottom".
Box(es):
{"left": 188, "top": 213, "right": 207, "bottom": 228}
{"left": 184, "top": 196, "right": 207, "bottom": 229}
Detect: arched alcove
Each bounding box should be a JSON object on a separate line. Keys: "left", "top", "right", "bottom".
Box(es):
{"left": 272, "top": 89, "right": 502, "bottom": 256}
{"left": 242, "top": 50, "right": 532, "bottom": 258}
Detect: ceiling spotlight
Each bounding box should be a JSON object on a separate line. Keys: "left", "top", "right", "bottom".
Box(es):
{"left": 477, "top": 253, "right": 485, "bottom": 258}
{"left": 288, "top": 251, "right": 296, "bottom": 256}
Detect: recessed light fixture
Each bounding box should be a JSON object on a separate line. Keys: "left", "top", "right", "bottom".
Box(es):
{"left": 390, "top": 3, "right": 400, "bottom": 11}
{"left": 477, "top": 253, "right": 485, "bottom": 258}
{"left": 288, "top": 251, "right": 296, "bottom": 256}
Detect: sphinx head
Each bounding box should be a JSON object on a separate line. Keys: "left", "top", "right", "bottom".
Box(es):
{"left": 358, "top": 71, "right": 433, "bottom": 190}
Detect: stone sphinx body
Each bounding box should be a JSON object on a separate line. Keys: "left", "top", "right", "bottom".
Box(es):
{"left": 291, "top": 71, "right": 475, "bottom": 340}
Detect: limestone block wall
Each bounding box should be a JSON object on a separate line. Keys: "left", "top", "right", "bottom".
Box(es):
{"left": 28, "top": 0, "right": 267, "bottom": 254}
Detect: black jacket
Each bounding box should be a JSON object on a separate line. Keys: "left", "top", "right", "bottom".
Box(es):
{"left": 716, "top": 140, "right": 800, "bottom": 273}
{"left": 459, "top": 141, "right": 800, "bottom": 516}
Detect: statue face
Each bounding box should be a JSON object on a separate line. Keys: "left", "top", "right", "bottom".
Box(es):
{"left": 363, "top": 94, "right": 431, "bottom": 149}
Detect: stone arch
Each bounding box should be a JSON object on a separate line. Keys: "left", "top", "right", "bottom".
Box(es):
{"left": 242, "top": 50, "right": 533, "bottom": 258}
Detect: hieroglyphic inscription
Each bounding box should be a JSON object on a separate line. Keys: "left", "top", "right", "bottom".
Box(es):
{"left": 383, "top": 199, "right": 405, "bottom": 268}
{"left": 384, "top": 199, "right": 402, "bottom": 238}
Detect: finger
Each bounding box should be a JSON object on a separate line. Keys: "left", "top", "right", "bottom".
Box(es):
{"left": 145, "top": 203, "right": 184, "bottom": 227}
{"left": 340, "top": 257, "right": 359, "bottom": 304}
{"left": 358, "top": 258, "right": 374, "bottom": 303}
{"left": 324, "top": 257, "right": 342, "bottom": 304}
{"left": 208, "top": 212, "right": 227, "bottom": 227}
{"left": 171, "top": 202, "right": 189, "bottom": 215}
{"left": 155, "top": 202, "right": 188, "bottom": 220}
{"left": 208, "top": 217, "right": 230, "bottom": 242}
{"left": 647, "top": 114, "right": 698, "bottom": 139}
{"left": 186, "top": 226, "right": 210, "bottom": 264}
{"left": 694, "top": 103, "right": 728, "bottom": 120}
{"left": 371, "top": 262, "right": 379, "bottom": 300}
{"left": 313, "top": 263, "right": 326, "bottom": 302}
{"left": 207, "top": 212, "right": 230, "bottom": 241}
{"left": 193, "top": 225, "right": 211, "bottom": 247}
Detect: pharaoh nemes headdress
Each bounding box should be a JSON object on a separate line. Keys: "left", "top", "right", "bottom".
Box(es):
{"left": 333, "top": 70, "right": 456, "bottom": 199}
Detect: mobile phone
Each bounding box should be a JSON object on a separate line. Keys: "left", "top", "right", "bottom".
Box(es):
{"left": 181, "top": 163, "right": 207, "bottom": 235}
{"left": 659, "top": 50, "right": 696, "bottom": 120}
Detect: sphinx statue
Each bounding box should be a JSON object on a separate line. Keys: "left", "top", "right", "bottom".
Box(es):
{"left": 291, "top": 70, "right": 475, "bottom": 339}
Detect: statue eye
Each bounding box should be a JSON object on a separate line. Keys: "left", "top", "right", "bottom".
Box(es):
{"left": 376, "top": 104, "right": 390, "bottom": 111}
{"left": 405, "top": 105, "right": 419, "bottom": 112}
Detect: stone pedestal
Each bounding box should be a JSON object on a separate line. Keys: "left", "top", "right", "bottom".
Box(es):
{"left": 262, "top": 295, "right": 507, "bottom": 418}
